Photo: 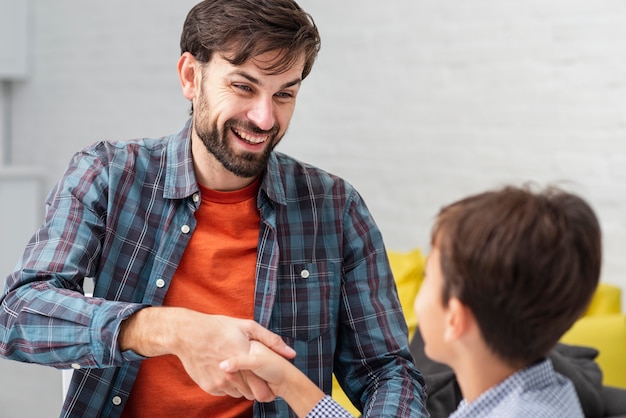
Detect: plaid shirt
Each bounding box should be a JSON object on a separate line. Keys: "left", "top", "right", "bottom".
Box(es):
{"left": 450, "top": 358, "right": 584, "bottom": 418}
{"left": 1, "top": 120, "right": 427, "bottom": 417}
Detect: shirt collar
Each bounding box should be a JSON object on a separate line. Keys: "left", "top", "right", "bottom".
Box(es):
{"left": 453, "top": 358, "right": 555, "bottom": 416}
{"left": 164, "top": 118, "right": 197, "bottom": 200}
{"left": 260, "top": 152, "right": 287, "bottom": 206}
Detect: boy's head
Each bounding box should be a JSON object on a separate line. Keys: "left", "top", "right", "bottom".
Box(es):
{"left": 415, "top": 185, "right": 602, "bottom": 368}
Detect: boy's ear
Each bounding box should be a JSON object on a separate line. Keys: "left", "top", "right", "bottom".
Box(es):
{"left": 178, "top": 52, "right": 200, "bottom": 101}
{"left": 444, "top": 297, "right": 474, "bottom": 342}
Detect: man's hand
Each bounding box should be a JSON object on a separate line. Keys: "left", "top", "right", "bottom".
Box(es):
{"left": 119, "top": 307, "right": 295, "bottom": 401}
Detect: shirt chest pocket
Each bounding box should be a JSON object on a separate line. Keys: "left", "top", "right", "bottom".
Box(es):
{"left": 271, "top": 261, "right": 341, "bottom": 342}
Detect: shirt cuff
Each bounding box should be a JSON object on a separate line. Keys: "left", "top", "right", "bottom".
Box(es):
{"left": 306, "top": 395, "right": 353, "bottom": 417}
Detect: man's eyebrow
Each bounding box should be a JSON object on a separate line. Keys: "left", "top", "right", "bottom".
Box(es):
{"left": 281, "top": 78, "right": 302, "bottom": 89}
{"left": 231, "top": 71, "right": 302, "bottom": 90}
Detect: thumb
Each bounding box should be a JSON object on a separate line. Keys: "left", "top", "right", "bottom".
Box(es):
{"left": 247, "top": 325, "right": 296, "bottom": 359}
{"left": 219, "top": 344, "right": 262, "bottom": 373}
{"left": 219, "top": 358, "right": 242, "bottom": 373}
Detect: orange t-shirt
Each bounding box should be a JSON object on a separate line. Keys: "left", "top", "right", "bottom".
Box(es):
{"left": 122, "top": 178, "right": 260, "bottom": 418}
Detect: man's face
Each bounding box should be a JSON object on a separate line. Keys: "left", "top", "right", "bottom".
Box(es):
{"left": 414, "top": 245, "right": 450, "bottom": 363}
{"left": 192, "top": 51, "right": 304, "bottom": 178}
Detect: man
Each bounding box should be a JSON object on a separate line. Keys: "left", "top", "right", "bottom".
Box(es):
{"left": 0, "top": 1, "right": 426, "bottom": 417}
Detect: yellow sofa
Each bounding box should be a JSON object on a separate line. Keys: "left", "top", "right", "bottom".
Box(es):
{"left": 561, "top": 283, "right": 626, "bottom": 389}
{"left": 333, "top": 249, "right": 626, "bottom": 415}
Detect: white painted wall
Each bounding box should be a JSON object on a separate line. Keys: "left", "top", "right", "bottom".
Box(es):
{"left": 2, "top": 1, "right": 626, "bottom": 416}
{"left": 296, "top": 0, "right": 626, "bottom": 298}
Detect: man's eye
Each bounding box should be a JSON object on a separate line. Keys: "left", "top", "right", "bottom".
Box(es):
{"left": 235, "top": 84, "right": 252, "bottom": 92}
{"left": 275, "top": 92, "right": 294, "bottom": 99}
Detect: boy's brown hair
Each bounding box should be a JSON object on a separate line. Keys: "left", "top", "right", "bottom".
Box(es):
{"left": 432, "top": 185, "right": 602, "bottom": 367}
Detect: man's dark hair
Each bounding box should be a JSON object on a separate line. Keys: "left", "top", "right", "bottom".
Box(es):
{"left": 432, "top": 185, "right": 602, "bottom": 367}
{"left": 180, "top": 0, "right": 320, "bottom": 79}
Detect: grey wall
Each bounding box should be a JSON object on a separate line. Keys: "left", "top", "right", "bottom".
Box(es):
{"left": 2, "top": 1, "right": 626, "bottom": 416}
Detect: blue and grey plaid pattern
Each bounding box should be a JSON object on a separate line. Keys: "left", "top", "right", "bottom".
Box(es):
{"left": 307, "top": 395, "right": 354, "bottom": 417}
{"left": 1, "top": 119, "right": 426, "bottom": 417}
{"left": 451, "top": 358, "right": 584, "bottom": 417}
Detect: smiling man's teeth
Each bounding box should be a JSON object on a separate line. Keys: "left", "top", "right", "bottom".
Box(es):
{"left": 233, "top": 128, "right": 267, "bottom": 144}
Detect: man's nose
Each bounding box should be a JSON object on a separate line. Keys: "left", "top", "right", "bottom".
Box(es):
{"left": 247, "top": 96, "right": 276, "bottom": 131}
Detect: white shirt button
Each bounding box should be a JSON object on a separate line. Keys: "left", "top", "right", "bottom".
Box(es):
{"left": 70, "top": 363, "right": 81, "bottom": 370}
{"left": 156, "top": 278, "right": 166, "bottom": 288}
{"left": 112, "top": 396, "right": 122, "bottom": 406}
{"left": 181, "top": 224, "right": 191, "bottom": 234}
{"left": 192, "top": 193, "right": 200, "bottom": 203}
{"left": 300, "top": 269, "right": 310, "bottom": 279}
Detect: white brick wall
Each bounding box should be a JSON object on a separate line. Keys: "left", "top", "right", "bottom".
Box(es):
{"left": 295, "top": 0, "right": 626, "bottom": 296}
{"left": 2, "top": 1, "right": 626, "bottom": 415}
{"left": 7, "top": 0, "right": 626, "bottom": 326}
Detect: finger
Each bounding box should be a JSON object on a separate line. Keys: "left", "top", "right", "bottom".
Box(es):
{"left": 244, "top": 371, "right": 276, "bottom": 403}
{"left": 219, "top": 357, "right": 240, "bottom": 373}
{"left": 219, "top": 361, "right": 276, "bottom": 402}
{"left": 219, "top": 356, "right": 252, "bottom": 373}
{"left": 220, "top": 358, "right": 238, "bottom": 373}
{"left": 246, "top": 324, "right": 296, "bottom": 359}
{"left": 223, "top": 370, "right": 255, "bottom": 400}
{"left": 227, "top": 388, "right": 244, "bottom": 398}
{"left": 217, "top": 387, "right": 244, "bottom": 398}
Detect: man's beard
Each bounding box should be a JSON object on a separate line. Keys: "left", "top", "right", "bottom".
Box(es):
{"left": 194, "top": 113, "right": 282, "bottom": 179}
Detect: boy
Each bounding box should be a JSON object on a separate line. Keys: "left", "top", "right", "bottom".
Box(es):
{"left": 222, "top": 185, "right": 601, "bottom": 417}
{"left": 414, "top": 185, "right": 600, "bottom": 417}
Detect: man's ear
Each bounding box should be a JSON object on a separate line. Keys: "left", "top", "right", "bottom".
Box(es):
{"left": 178, "top": 52, "right": 200, "bottom": 100}
{"left": 444, "top": 297, "right": 473, "bottom": 342}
